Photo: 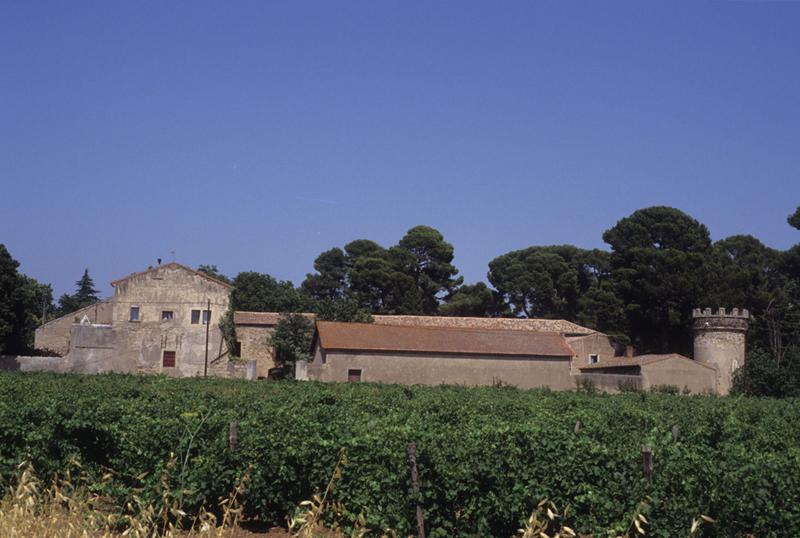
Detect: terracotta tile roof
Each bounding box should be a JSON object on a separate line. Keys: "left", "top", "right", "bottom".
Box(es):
{"left": 110, "top": 263, "right": 233, "bottom": 288}
{"left": 372, "top": 315, "right": 594, "bottom": 335}
{"left": 316, "top": 321, "right": 575, "bottom": 357}
{"left": 578, "top": 354, "right": 715, "bottom": 371}
{"left": 233, "top": 311, "right": 315, "bottom": 326}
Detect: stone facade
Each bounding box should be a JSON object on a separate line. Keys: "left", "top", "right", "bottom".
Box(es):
{"left": 33, "top": 263, "right": 245, "bottom": 378}
{"left": 692, "top": 307, "right": 749, "bottom": 395}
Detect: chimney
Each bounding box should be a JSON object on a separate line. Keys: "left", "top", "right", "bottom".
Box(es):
{"left": 157, "top": 258, "right": 162, "bottom": 265}
{"left": 625, "top": 345, "right": 635, "bottom": 359}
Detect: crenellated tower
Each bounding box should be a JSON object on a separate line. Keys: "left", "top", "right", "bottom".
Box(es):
{"left": 692, "top": 307, "right": 750, "bottom": 395}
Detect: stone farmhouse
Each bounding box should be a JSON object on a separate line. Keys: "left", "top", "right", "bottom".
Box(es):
{"left": 26, "top": 263, "right": 246, "bottom": 377}
{"left": 11, "top": 262, "right": 749, "bottom": 395}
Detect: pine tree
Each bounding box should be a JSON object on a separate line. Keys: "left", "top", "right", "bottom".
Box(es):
{"left": 58, "top": 269, "right": 100, "bottom": 315}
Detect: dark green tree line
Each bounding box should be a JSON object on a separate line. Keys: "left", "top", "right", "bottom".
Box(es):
{"left": 0, "top": 244, "right": 54, "bottom": 354}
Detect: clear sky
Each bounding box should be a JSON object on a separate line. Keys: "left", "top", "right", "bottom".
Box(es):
{"left": 2, "top": 1, "right": 799, "bottom": 299}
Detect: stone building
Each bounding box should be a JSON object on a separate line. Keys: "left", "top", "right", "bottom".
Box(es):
{"left": 31, "top": 263, "right": 247, "bottom": 377}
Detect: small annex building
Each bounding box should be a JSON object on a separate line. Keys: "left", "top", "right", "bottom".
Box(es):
{"left": 299, "top": 321, "right": 576, "bottom": 389}
{"left": 576, "top": 354, "right": 717, "bottom": 394}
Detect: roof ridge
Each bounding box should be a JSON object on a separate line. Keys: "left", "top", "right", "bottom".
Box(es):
{"left": 110, "top": 263, "right": 233, "bottom": 288}
{"left": 318, "top": 320, "right": 565, "bottom": 336}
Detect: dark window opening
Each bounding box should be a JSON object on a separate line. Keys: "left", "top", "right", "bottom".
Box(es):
{"left": 589, "top": 354, "right": 599, "bottom": 364}
{"left": 161, "top": 311, "right": 174, "bottom": 321}
{"left": 348, "top": 369, "right": 362, "bottom": 383}
{"left": 191, "top": 310, "right": 200, "bottom": 324}
{"left": 202, "top": 310, "right": 211, "bottom": 325}
{"left": 129, "top": 307, "right": 140, "bottom": 322}
{"left": 163, "top": 350, "right": 176, "bottom": 368}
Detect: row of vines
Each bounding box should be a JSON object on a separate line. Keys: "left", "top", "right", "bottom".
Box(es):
{"left": 0, "top": 372, "right": 798, "bottom": 537}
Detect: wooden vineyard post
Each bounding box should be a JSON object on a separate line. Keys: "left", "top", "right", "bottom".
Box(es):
{"left": 642, "top": 445, "right": 653, "bottom": 482}
{"left": 671, "top": 425, "right": 680, "bottom": 442}
{"left": 407, "top": 442, "right": 426, "bottom": 538}
{"left": 574, "top": 420, "right": 582, "bottom": 433}
{"left": 229, "top": 422, "right": 238, "bottom": 451}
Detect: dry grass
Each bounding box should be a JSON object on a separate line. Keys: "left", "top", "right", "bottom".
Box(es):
{"left": 0, "top": 461, "right": 248, "bottom": 537}
{"left": 1, "top": 457, "right": 716, "bottom": 538}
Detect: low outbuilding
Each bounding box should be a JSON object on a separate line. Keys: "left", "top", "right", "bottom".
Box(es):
{"left": 298, "top": 321, "right": 577, "bottom": 389}
{"left": 576, "top": 354, "right": 717, "bottom": 393}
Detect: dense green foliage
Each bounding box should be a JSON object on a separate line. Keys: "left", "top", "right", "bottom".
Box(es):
{"left": 302, "top": 226, "right": 462, "bottom": 315}
{"left": 1, "top": 373, "right": 799, "bottom": 537}
{"left": 0, "top": 244, "right": 54, "bottom": 354}
{"left": 268, "top": 313, "right": 314, "bottom": 376}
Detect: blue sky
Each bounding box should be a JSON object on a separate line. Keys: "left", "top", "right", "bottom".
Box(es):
{"left": 2, "top": 1, "right": 799, "bottom": 299}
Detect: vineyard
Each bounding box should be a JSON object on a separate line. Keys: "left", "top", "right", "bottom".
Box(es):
{"left": 0, "top": 372, "right": 798, "bottom": 537}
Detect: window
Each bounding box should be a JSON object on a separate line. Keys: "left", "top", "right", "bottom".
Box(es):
{"left": 347, "top": 369, "right": 362, "bottom": 383}
{"left": 129, "top": 306, "right": 140, "bottom": 322}
{"left": 202, "top": 310, "right": 211, "bottom": 325}
{"left": 162, "top": 350, "right": 176, "bottom": 368}
{"left": 589, "top": 354, "right": 599, "bottom": 364}
{"left": 161, "top": 311, "right": 174, "bottom": 321}
{"left": 191, "top": 310, "right": 200, "bottom": 324}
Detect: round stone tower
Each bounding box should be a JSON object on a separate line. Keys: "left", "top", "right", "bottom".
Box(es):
{"left": 692, "top": 307, "right": 750, "bottom": 395}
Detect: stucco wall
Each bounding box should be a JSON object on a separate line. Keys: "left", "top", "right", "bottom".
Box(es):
{"left": 640, "top": 359, "right": 716, "bottom": 394}
{"left": 60, "top": 324, "right": 119, "bottom": 374}
{"left": 34, "top": 300, "right": 113, "bottom": 355}
{"left": 309, "top": 349, "right": 574, "bottom": 390}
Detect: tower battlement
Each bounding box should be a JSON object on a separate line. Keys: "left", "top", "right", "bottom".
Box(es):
{"left": 692, "top": 307, "right": 750, "bottom": 319}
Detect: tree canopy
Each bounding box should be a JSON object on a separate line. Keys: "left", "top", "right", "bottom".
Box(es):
{"left": 229, "top": 272, "right": 314, "bottom": 313}
{"left": 0, "top": 244, "right": 54, "bottom": 354}
{"left": 301, "top": 225, "right": 462, "bottom": 315}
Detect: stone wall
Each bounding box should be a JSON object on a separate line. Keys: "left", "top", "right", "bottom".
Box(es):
{"left": 235, "top": 324, "right": 277, "bottom": 378}
{"left": 0, "top": 355, "right": 65, "bottom": 372}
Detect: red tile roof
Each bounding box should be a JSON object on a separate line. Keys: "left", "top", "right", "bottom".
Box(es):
{"left": 578, "top": 354, "right": 715, "bottom": 371}
{"left": 316, "top": 321, "right": 575, "bottom": 357}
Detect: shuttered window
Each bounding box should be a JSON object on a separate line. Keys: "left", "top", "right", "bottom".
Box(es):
{"left": 163, "top": 351, "right": 176, "bottom": 368}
